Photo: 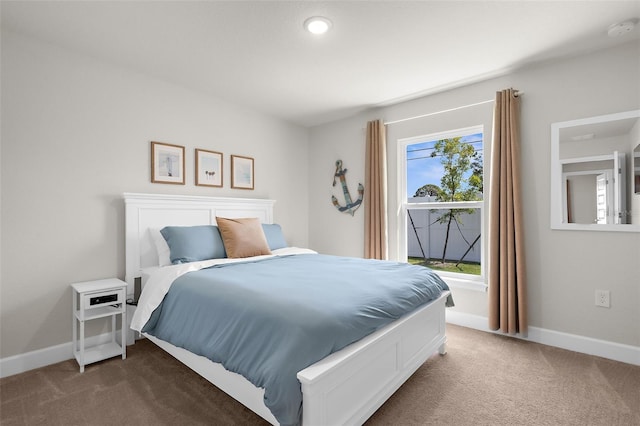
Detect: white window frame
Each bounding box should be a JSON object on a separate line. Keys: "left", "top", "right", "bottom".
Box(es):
{"left": 398, "top": 125, "right": 487, "bottom": 292}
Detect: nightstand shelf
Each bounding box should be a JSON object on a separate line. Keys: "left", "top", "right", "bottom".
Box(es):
{"left": 71, "top": 278, "right": 127, "bottom": 373}
{"left": 74, "top": 305, "right": 122, "bottom": 321}
{"left": 80, "top": 342, "right": 124, "bottom": 365}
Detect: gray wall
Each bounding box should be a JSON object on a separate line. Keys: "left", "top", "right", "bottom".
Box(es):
{"left": 309, "top": 41, "right": 640, "bottom": 347}
{"left": 1, "top": 31, "right": 309, "bottom": 358}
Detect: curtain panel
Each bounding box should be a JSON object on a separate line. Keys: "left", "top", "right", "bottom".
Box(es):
{"left": 488, "top": 89, "right": 528, "bottom": 334}
{"left": 364, "top": 119, "right": 388, "bottom": 260}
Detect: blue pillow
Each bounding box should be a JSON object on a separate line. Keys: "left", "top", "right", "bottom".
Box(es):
{"left": 160, "top": 225, "right": 227, "bottom": 264}
{"left": 262, "top": 224, "right": 287, "bottom": 250}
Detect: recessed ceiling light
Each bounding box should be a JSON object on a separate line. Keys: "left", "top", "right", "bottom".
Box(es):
{"left": 304, "top": 16, "right": 332, "bottom": 35}
{"left": 607, "top": 20, "right": 636, "bottom": 37}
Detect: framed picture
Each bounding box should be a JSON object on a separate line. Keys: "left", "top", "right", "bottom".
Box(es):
{"left": 195, "top": 149, "right": 223, "bottom": 187}
{"left": 151, "top": 141, "right": 185, "bottom": 185}
{"left": 231, "top": 155, "right": 254, "bottom": 190}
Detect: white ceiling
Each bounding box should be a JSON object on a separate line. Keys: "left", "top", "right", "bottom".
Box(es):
{"left": 2, "top": 1, "right": 639, "bottom": 127}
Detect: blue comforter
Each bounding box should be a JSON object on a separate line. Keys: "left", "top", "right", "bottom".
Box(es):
{"left": 142, "top": 254, "right": 452, "bottom": 426}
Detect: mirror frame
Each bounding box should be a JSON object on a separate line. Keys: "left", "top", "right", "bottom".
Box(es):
{"left": 550, "top": 109, "right": 640, "bottom": 232}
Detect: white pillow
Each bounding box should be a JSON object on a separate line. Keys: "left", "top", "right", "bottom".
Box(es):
{"left": 150, "top": 228, "right": 172, "bottom": 267}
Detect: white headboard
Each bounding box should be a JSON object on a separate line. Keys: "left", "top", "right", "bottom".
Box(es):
{"left": 124, "top": 192, "right": 275, "bottom": 294}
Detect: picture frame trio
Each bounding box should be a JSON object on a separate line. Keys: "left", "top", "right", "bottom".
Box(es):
{"left": 151, "top": 141, "right": 254, "bottom": 190}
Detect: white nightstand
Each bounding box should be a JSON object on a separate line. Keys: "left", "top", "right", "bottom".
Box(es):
{"left": 71, "top": 278, "right": 127, "bottom": 372}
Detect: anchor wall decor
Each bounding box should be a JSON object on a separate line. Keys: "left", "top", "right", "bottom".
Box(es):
{"left": 331, "top": 159, "right": 364, "bottom": 216}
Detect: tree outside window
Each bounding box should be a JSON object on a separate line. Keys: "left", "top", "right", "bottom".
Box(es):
{"left": 406, "top": 131, "right": 483, "bottom": 275}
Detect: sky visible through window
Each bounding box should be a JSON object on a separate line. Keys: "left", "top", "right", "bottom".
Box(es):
{"left": 406, "top": 133, "right": 483, "bottom": 199}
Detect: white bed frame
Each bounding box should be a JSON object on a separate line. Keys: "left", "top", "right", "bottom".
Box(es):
{"left": 124, "top": 192, "right": 448, "bottom": 426}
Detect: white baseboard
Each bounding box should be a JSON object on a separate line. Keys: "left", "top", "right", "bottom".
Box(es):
{"left": 3, "top": 313, "right": 638, "bottom": 378}
{"left": 0, "top": 332, "right": 118, "bottom": 379}
{"left": 446, "top": 310, "right": 640, "bottom": 366}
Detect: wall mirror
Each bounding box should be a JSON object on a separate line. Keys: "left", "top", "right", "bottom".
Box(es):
{"left": 550, "top": 109, "right": 640, "bottom": 232}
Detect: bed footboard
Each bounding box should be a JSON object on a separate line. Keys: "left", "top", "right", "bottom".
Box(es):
{"left": 297, "top": 291, "right": 449, "bottom": 426}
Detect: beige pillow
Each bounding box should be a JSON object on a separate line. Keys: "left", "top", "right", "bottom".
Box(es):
{"left": 216, "top": 217, "right": 272, "bottom": 258}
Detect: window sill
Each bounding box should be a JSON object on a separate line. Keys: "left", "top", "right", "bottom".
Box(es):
{"left": 439, "top": 274, "right": 487, "bottom": 292}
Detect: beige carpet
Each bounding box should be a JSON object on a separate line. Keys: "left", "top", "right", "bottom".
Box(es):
{"left": 2, "top": 324, "right": 639, "bottom": 425}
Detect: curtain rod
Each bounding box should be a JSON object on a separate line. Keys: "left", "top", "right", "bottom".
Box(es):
{"left": 384, "top": 91, "right": 523, "bottom": 126}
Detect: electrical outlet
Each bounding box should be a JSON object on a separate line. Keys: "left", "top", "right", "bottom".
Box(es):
{"left": 595, "top": 290, "right": 610, "bottom": 308}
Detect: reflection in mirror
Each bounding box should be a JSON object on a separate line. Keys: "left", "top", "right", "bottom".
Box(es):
{"left": 551, "top": 109, "right": 640, "bottom": 232}
{"left": 635, "top": 144, "right": 640, "bottom": 194}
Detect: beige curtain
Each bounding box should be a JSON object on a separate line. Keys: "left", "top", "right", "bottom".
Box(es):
{"left": 364, "top": 119, "right": 388, "bottom": 260}
{"left": 488, "top": 89, "right": 527, "bottom": 334}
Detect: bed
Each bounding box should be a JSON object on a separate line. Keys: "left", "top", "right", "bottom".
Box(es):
{"left": 124, "top": 192, "right": 451, "bottom": 426}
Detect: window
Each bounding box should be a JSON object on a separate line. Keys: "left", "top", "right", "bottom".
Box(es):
{"left": 399, "top": 126, "right": 485, "bottom": 287}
